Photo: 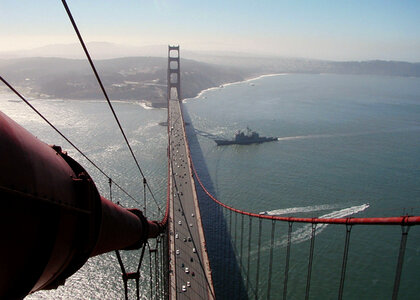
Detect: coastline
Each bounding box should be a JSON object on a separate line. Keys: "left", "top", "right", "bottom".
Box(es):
{"left": 1, "top": 73, "right": 288, "bottom": 110}
{"left": 183, "top": 73, "right": 288, "bottom": 103}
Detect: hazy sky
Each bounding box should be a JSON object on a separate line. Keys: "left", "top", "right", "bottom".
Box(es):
{"left": 1, "top": 0, "right": 419, "bottom": 61}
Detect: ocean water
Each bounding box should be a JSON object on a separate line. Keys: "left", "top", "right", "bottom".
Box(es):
{"left": 0, "top": 97, "right": 169, "bottom": 299}
{"left": 1, "top": 73, "right": 420, "bottom": 299}
{"left": 183, "top": 73, "right": 420, "bottom": 299}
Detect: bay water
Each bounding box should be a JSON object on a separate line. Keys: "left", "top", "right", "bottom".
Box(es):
{"left": 183, "top": 73, "right": 420, "bottom": 299}
{"left": 1, "top": 73, "right": 419, "bottom": 299}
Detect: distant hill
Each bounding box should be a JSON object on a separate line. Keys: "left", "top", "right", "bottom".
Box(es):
{"left": 1, "top": 54, "right": 419, "bottom": 106}
{"left": 192, "top": 55, "right": 420, "bottom": 77}
{"left": 0, "top": 57, "right": 246, "bottom": 106}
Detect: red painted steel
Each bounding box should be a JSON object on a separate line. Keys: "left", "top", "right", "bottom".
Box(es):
{"left": 0, "top": 111, "right": 160, "bottom": 299}
{"left": 191, "top": 160, "right": 420, "bottom": 226}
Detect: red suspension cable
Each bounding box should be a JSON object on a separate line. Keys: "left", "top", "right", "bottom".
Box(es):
{"left": 190, "top": 159, "right": 420, "bottom": 226}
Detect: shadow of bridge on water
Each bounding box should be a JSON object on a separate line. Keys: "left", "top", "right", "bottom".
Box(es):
{"left": 182, "top": 106, "right": 249, "bottom": 300}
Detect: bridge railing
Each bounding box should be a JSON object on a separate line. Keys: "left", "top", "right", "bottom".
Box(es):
{"left": 190, "top": 159, "right": 420, "bottom": 300}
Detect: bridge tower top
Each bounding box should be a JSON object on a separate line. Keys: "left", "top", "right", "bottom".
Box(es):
{"left": 167, "top": 45, "right": 181, "bottom": 101}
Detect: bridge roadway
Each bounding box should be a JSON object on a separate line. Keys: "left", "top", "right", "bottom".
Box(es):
{"left": 168, "top": 99, "right": 214, "bottom": 299}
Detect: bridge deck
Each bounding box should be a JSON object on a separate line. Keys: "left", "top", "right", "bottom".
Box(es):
{"left": 168, "top": 99, "right": 214, "bottom": 299}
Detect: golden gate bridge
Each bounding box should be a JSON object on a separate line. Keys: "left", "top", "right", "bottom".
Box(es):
{"left": 1, "top": 2, "right": 420, "bottom": 299}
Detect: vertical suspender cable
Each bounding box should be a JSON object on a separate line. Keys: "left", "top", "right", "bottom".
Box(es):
{"left": 154, "top": 246, "right": 158, "bottom": 299}
{"left": 154, "top": 241, "right": 159, "bottom": 298}
{"left": 283, "top": 222, "right": 293, "bottom": 300}
{"left": 137, "top": 245, "right": 147, "bottom": 274}
{"left": 247, "top": 216, "right": 253, "bottom": 295}
{"left": 338, "top": 225, "right": 352, "bottom": 300}
{"left": 240, "top": 214, "right": 245, "bottom": 262}
{"left": 392, "top": 225, "right": 410, "bottom": 300}
{"left": 115, "top": 250, "right": 129, "bottom": 300}
{"left": 234, "top": 212, "right": 238, "bottom": 254}
{"left": 149, "top": 244, "right": 153, "bottom": 300}
{"left": 214, "top": 202, "right": 218, "bottom": 238}
{"left": 223, "top": 208, "right": 229, "bottom": 296}
{"left": 219, "top": 205, "right": 223, "bottom": 254}
{"left": 234, "top": 212, "right": 239, "bottom": 298}
{"left": 114, "top": 244, "right": 146, "bottom": 300}
{"left": 137, "top": 245, "right": 147, "bottom": 299}
{"left": 135, "top": 271, "right": 140, "bottom": 300}
{"left": 267, "top": 220, "right": 276, "bottom": 300}
{"left": 229, "top": 210, "right": 233, "bottom": 240}
{"left": 157, "top": 240, "right": 161, "bottom": 298}
{"left": 160, "top": 237, "right": 164, "bottom": 298}
{"left": 255, "top": 218, "right": 263, "bottom": 300}
{"left": 229, "top": 210, "right": 233, "bottom": 298}
{"left": 150, "top": 248, "right": 154, "bottom": 300}
{"left": 219, "top": 204, "right": 224, "bottom": 278}
{"left": 159, "top": 237, "right": 163, "bottom": 298}
{"left": 305, "top": 223, "right": 317, "bottom": 300}
{"left": 109, "top": 178, "right": 113, "bottom": 201}
{"left": 143, "top": 178, "right": 147, "bottom": 217}
{"left": 240, "top": 213, "right": 245, "bottom": 299}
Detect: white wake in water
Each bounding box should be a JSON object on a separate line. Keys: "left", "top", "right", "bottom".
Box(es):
{"left": 248, "top": 204, "right": 370, "bottom": 256}
{"left": 277, "top": 134, "right": 336, "bottom": 141}
{"left": 260, "top": 203, "right": 341, "bottom": 215}
{"left": 283, "top": 203, "right": 370, "bottom": 246}
{"left": 136, "top": 101, "right": 155, "bottom": 110}
{"left": 276, "top": 127, "right": 420, "bottom": 142}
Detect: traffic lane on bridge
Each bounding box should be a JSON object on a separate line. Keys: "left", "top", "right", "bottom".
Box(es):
{"left": 170, "top": 102, "right": 210, "bottom": 299}
{"left": 172, "top": 137, "right": 208, "bottom": 297}
{"left": 173, "top": 192, "right": 208, "bottom": 298}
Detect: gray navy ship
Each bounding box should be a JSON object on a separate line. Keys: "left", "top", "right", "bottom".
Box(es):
{"left": 215, "top": 127, "right": 278, "bottom": 145}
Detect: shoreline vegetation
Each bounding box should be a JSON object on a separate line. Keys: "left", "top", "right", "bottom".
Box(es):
{"left": 0, "top": 55, "right": 419, "bottom": 108}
